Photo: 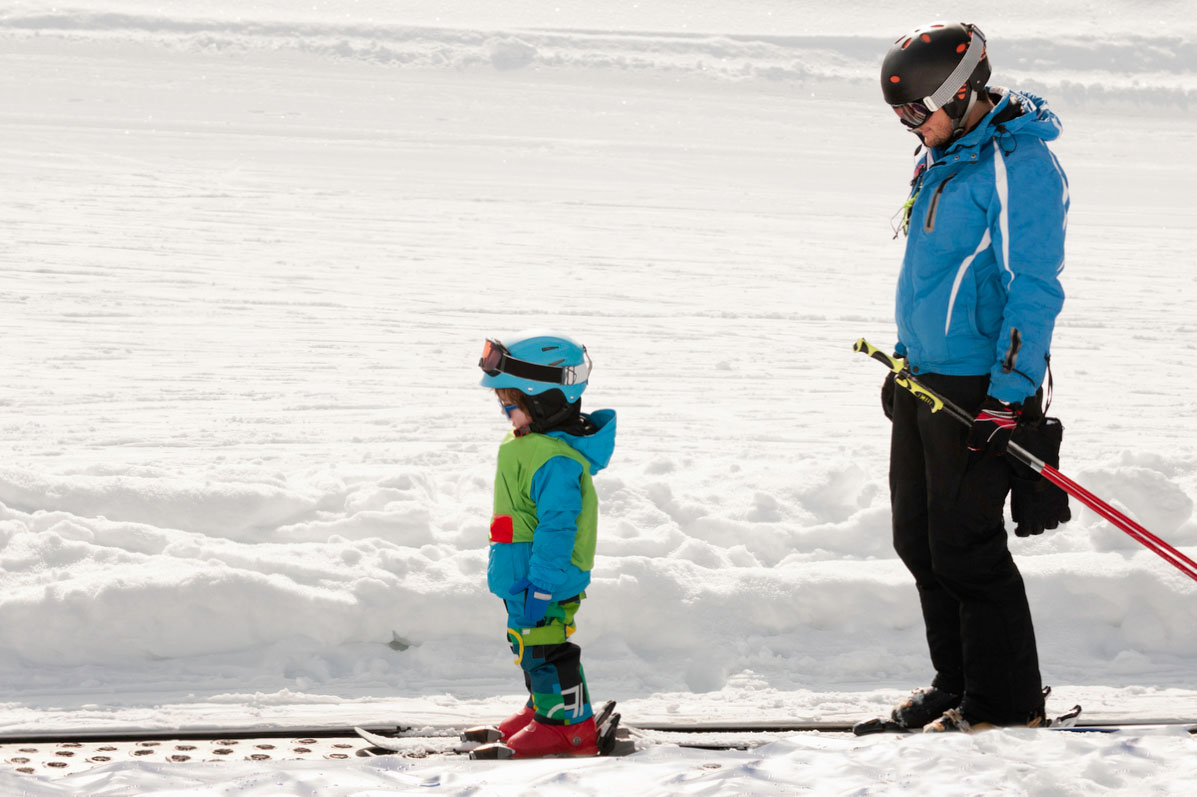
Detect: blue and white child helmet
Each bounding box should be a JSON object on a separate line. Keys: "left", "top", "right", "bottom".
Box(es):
{"left": 478, "top": 330, "right": 592, "bottom": 403}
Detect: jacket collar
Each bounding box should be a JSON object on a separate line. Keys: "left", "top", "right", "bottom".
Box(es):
{"left": 932, "top": 88, "right": 1062, "bottom": 161}
{"left": 934, "top": 89, "right": 1016, "bottom": 158}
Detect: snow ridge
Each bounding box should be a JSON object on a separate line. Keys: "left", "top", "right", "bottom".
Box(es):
{"left": 3, "top": 10, "right": 1195, "bottom": 104}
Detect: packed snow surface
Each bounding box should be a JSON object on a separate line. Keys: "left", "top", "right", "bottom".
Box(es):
{"left": 1, "top": 0, "right": 1195, "bottom": 793}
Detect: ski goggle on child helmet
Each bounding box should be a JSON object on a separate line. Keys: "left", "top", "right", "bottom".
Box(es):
{"left": 478, "top": 331, "right": 592, "bottom": 403}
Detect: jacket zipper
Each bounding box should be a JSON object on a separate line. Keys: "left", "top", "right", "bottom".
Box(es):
{"left": 923, "top": 174, "right": 955, "bottom": 233}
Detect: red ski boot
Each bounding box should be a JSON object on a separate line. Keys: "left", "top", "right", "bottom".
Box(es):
{"left": 497, "top": 705, "right": 535, "bottom": 740}
{"left": 505, "top": 717, "right": 598, "bottom": 758}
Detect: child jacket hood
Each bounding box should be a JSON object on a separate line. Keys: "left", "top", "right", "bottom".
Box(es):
{"left": 546, "top": 409, "right": 616, "bottom": 474}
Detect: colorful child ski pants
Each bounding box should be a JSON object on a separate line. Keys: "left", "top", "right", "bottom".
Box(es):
{"left": 503, "top": 593, "right": 593, "bottom": 726}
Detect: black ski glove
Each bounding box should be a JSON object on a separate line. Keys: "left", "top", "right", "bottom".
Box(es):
{"left": 881, "top": 371, "right": 896, "bottom": 421}
{"left": 1011, "top": 475, "right": 1071, "bottom": 536}
{"left": 967, "top": 396, "right": 1021, "bottom": 455}
{"left": 1008, "top": 417, "right": 1071, "bottom": 537}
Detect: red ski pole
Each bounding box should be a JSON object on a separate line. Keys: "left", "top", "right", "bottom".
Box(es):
{"left": 854, "top": 338, "right": 1197, "bottom": 584}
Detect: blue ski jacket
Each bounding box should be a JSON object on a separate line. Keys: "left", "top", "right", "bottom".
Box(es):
{"left": 894, "top": 88, "right": 1068, "bottom": 404}
{"left": 487, "top": 409, "right": 616, "bottom": 601}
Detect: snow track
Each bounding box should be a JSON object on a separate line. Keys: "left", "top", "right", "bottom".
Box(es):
{"left": 6, "top": 717, "right": 1193, "bottom": 779}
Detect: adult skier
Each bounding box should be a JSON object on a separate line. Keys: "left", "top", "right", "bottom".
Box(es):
{"left": 877, "top": 22, "right": 1070, "bottom": 732}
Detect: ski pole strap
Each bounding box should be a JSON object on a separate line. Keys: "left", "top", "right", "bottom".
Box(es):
{"left": 1001, "top": 328, "right": 1022, "bottom": 374}
{"left": 1043, "top": 355, "right": 1054, "bottom": 415}
{"left": 852, "top": 339, "right": 944, "bottom": 413}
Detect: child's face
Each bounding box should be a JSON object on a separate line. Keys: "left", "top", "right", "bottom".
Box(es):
{"left": 497, "top": 394, "right": 531, "bottom": 429}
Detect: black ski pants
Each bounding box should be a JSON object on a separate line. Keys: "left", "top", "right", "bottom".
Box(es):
{"left": 889, "top": 372, "right": 1043, "bottom": 724}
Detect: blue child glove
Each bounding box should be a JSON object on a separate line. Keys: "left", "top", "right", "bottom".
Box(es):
{"left": 509, "top": 578, "right": 553, "bottom": 626}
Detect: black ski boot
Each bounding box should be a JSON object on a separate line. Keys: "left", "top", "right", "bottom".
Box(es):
{"left": 890, "top": 686, "right": 963, "bottom": 729}
{"left": 853, "top": 686, "right": 963, "bottom": 734}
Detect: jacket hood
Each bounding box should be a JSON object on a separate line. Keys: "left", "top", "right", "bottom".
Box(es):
{"left": 547, "top": 408, "right": 616, "bottom": 473}
{"left": 941, "top": 88, "right": 1062, "bottom": 156}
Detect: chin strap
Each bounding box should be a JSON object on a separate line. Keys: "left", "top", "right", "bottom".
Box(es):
{"left": 947, "top": 89, "right": 982, "bottom": 142}
{"left": 526, "top": 389, "right": 582, "bottom": 434}
{"left": 911, "top": 88, "right": 981, "bottom": 146}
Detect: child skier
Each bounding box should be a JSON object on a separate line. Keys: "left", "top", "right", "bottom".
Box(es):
{"left": 476, "top": 331, "right": 616, "bottom": 758}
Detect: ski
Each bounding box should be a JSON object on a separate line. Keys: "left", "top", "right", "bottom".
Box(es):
{"left": 353, "top": 726, "right": 471, "bottom": 756}
{"left": 9, "top": 712, "right": 1192, "bottom": 749}
{"left": 853, "top": 704, "right": 1085, "bottom": 736}
{"left": 459, "top": 725, "right": 501, "bottom": 745}
{"left": 354, "top": 700, "right": 625, "bottom": 760}
{"left": 6, "top": 712, "right": 1194, "bottom": 775}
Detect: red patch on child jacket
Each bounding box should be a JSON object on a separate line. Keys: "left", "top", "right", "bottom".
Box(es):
{"left": 490, "top": 515, "right": 514, "bottom": 543}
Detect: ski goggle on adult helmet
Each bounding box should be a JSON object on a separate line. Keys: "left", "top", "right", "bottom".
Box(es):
{"left": 478, "top": 331, "right": 592, "bottom": 403}
{"left": 882, "top": 23, "right": 989, "bottom": 129}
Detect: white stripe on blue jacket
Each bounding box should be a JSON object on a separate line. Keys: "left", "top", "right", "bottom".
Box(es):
{"left": 893, "top": 88, "right": 1068, "bottom": 404}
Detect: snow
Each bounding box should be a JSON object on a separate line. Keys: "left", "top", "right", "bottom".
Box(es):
{"left": 2, "top": 0, "right": 1196, "bottom": 793}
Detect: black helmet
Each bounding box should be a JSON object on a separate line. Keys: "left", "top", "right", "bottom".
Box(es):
{"left": 881, "top": 22, "right": 989, "bottom": 136}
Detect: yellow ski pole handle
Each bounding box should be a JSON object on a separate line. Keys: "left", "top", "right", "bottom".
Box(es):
{"left": 852, "top": 338, "right": 903, "bottom": 373}
{"left": 853, "top": 339, "right": 944, "bottom": 413}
